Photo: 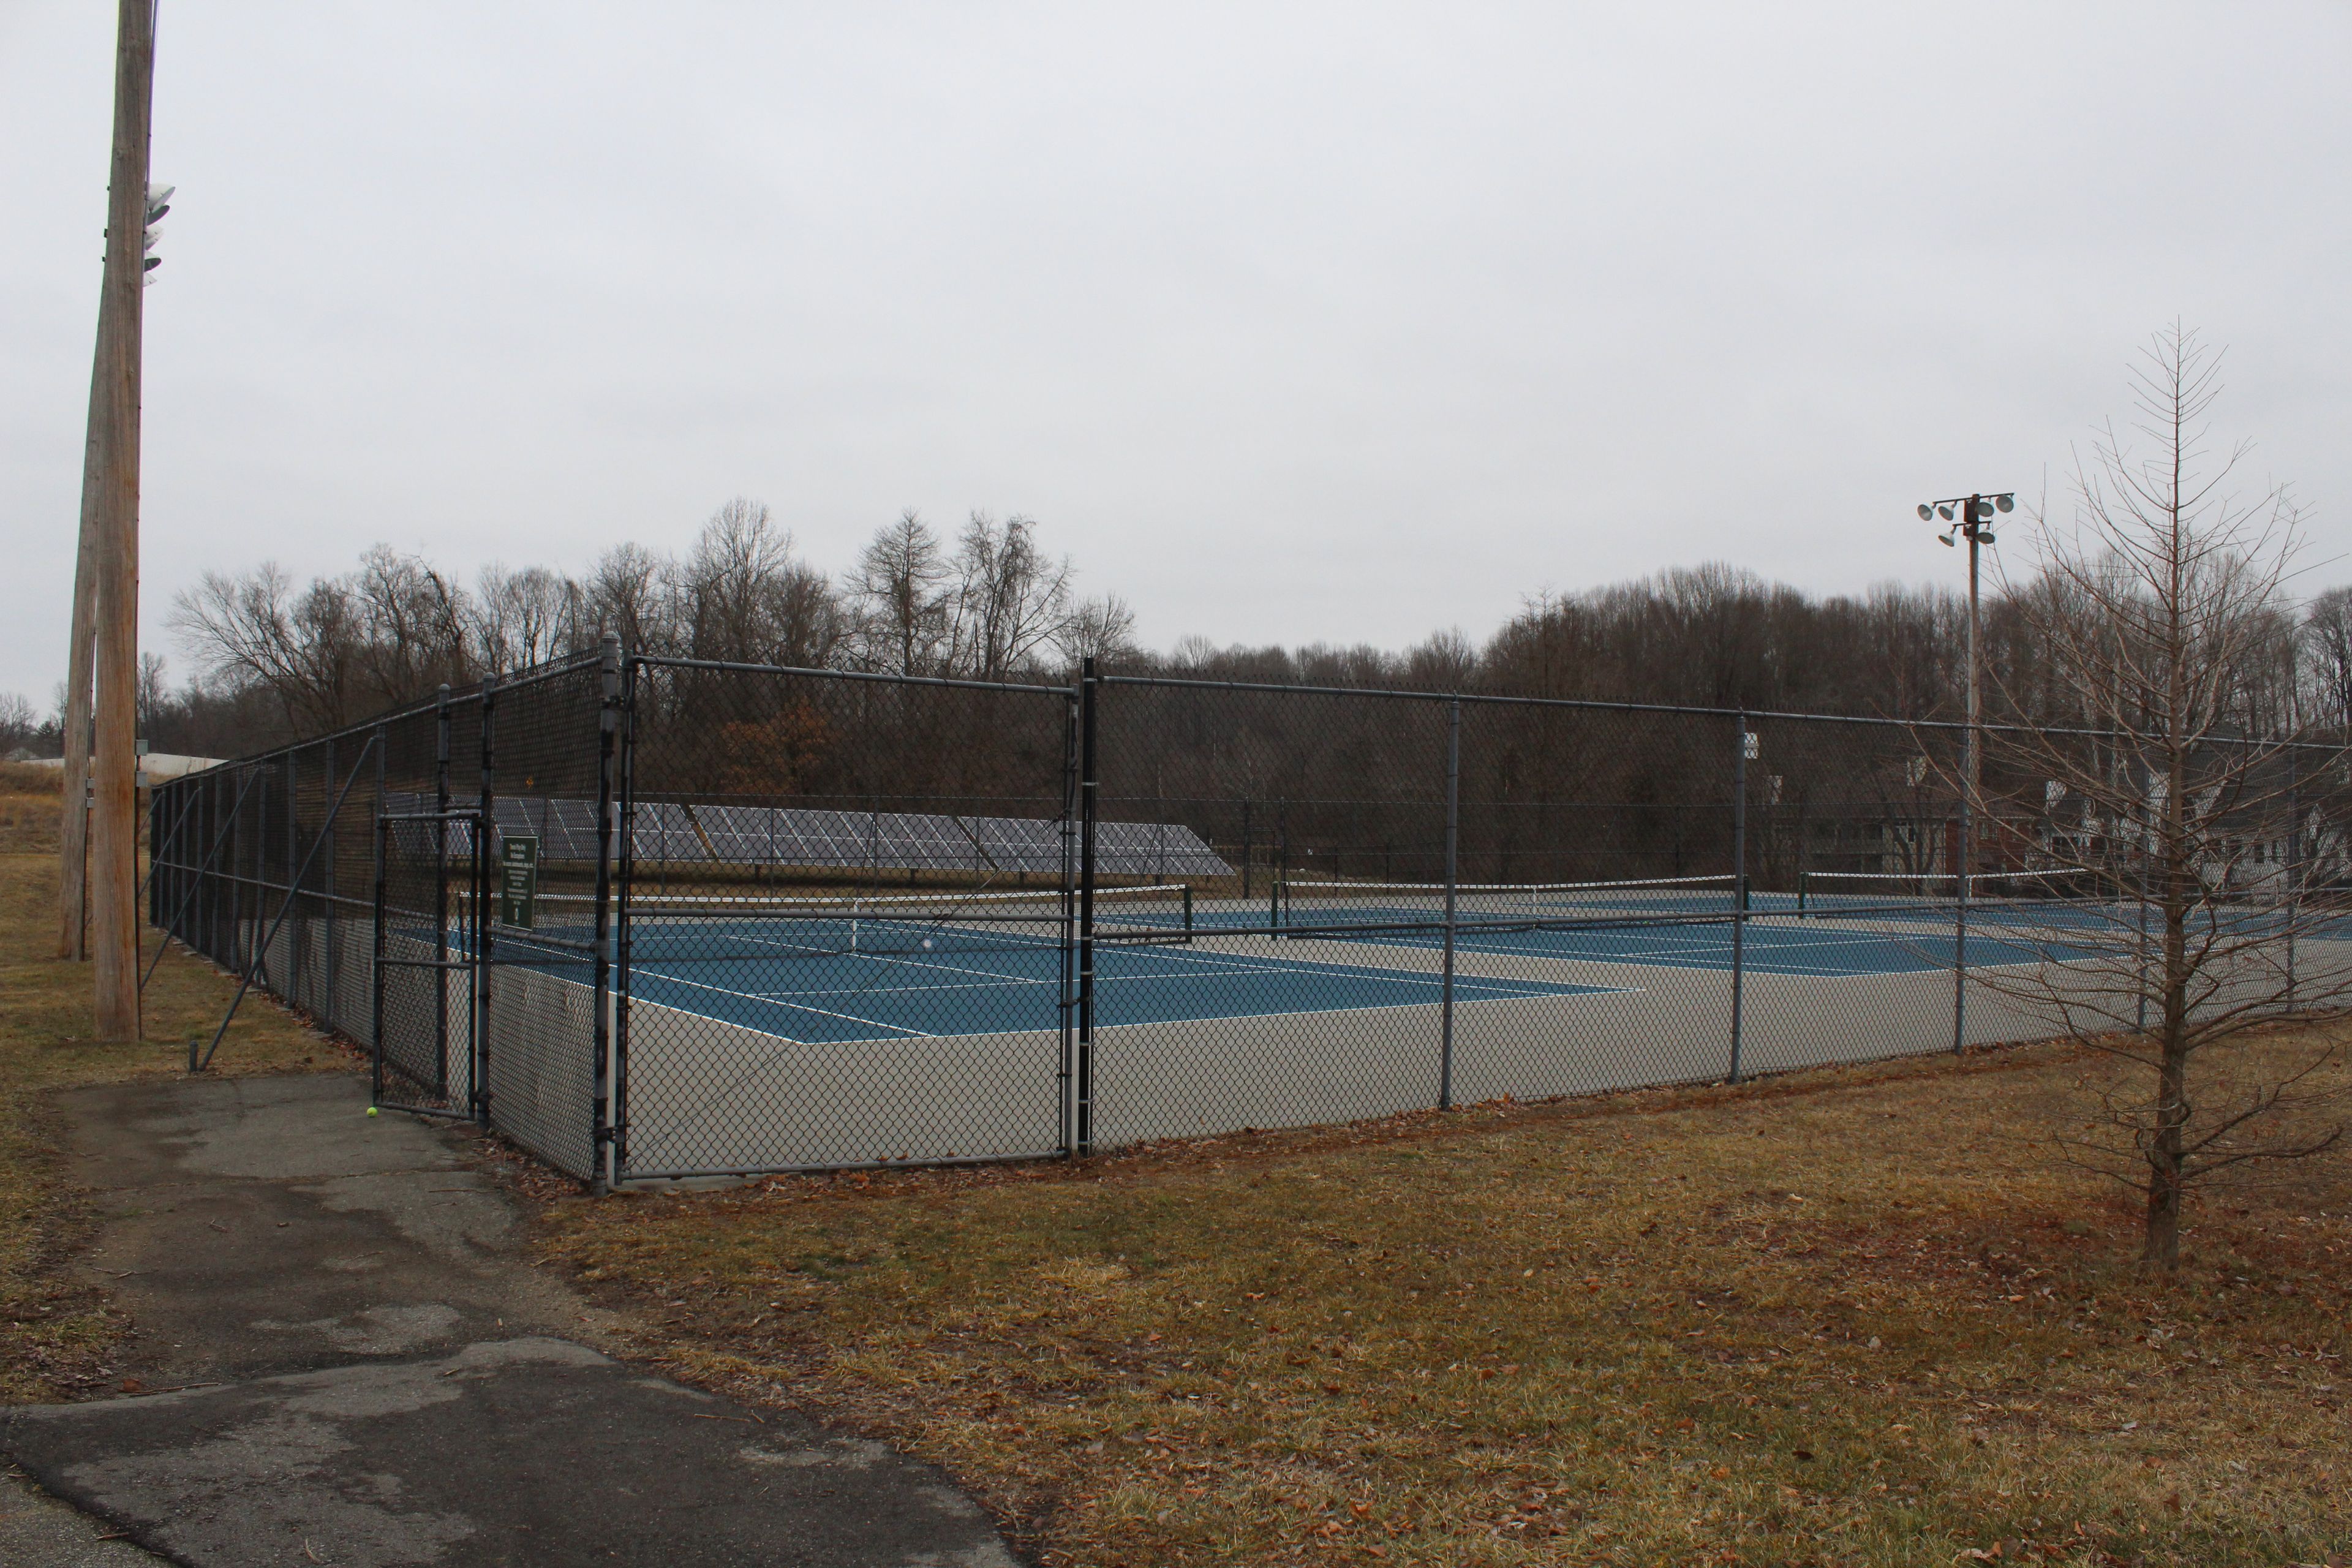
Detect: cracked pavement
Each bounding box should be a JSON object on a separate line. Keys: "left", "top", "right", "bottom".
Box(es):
{"left": 1, "top": 1074, "right": 1021, "bottom": 1567}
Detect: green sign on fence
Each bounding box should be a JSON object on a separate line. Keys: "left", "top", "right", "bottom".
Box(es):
{"left": 498, "top": 835, "right": 539, "bottom": 929}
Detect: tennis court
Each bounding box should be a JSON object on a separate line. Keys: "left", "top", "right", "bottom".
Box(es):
{"left": 490, "top": 888, "right": 1615, "bottom": 1046}
{"left": 1271, "top": 875, "right": 2118, "bottom": 978}
{"left": 620, "top": 930, "right": 1611, "bottom": 1043}
{"left": 482, "top": 873, "right": 2136, "bottom": 1050}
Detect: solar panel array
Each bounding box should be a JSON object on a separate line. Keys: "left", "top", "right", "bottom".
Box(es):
{"left": 386, "top": 792, "right": 1229, "bottom": 876}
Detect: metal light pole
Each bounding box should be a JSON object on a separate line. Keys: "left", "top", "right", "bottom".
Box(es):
{"left": 1918, "top": 491, "right": 2014, "bottom": 1051}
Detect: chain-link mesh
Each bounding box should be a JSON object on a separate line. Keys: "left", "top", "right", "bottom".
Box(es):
{"left": 611, "top": 660, "right": 1077, "bottom": 1178}
{"left": 144, "top": 654, "right": 2349, "bottom": 1187}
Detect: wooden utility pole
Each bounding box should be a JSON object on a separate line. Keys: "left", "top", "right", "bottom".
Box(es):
{"left": 56, "top": 426, "right": 102, "bottom": 960}
{"left": 86, "top": 0, "right": 159, "bottom": 1039}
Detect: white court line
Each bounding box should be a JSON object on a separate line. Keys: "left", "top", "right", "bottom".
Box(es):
{"left": 753, "top": 954, "right": 1597, "bottom": 1005}
{"left": 1091, "top": 936, "right": 1596, "bottom": 995}
{"left": 629, "top": 964, "right": 930, "bottom": 1039}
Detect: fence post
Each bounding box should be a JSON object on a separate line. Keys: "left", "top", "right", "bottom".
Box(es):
{"left": 475, "top": 672, "right": 498, "bottom": 1125}
{"left": 372, "top": 811, "right": 388, "bottom": 1105}
{"left": 1440, "top": 695, "right": 1460, "bottom": 1110}
{"left": 589, "top": 638, "right": 623, "bottom": 1192}
{"left": 1953, "top": 757, "right": 1970, "bottom": 1055}
{"left": 1728, "top": 714, "right": 1749, "bottom": 1084}
{"left": 2286, "top": 755, "right": 2301, "bottom": 1011}
{"left": 1075, "top": 658, "right": 1099, "bottom": 1156}
{"left": 323, "top": 735, "right": 336, "bottom": 1030}
{"left": 613, "top": 658, "right": 638, "bottom": 1174}
{"left": 1272, "top": 798, "right": 1286, "bottom": 933}
{"left": 434, "top": 685, "right": 452, "bottom": 1100}
{"left": 230, "top": 767, "right": 246, "bottom": 976}
{"left": 286, "top": 749, "right": 299, "bottom": 1007}
{"left": 1239, "top": 796, "right": 1253, "bottom": 902}
{"left": 371, "top": 723, "right": 386, "bottom": 1089}
{"left": 1058, "top": 690, "right": 1079, "bottom": 1155}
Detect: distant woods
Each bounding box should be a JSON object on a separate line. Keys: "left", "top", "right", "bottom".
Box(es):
{"left": 7, "top": 497, "right": 2351, "bottom": 761}
{"left": 136, "top": 501, "right": 1134, "bottom": 754}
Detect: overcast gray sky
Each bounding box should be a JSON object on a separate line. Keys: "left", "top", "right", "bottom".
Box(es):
{"left": 4, "top": 1, "right": 2348, "bottom": 704}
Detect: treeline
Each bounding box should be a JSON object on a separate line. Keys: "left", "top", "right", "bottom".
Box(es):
{"left": 9, "top": 495, "right": 2352, "bottom": 763}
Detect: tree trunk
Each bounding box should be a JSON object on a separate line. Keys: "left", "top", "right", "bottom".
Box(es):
{"left": 2143, "top": 1003, "right": 2190, "bottom": 1271}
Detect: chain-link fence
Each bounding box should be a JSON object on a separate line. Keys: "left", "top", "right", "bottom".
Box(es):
{"left": 146, "top": 649, "right": 2352, "bottom": 1187}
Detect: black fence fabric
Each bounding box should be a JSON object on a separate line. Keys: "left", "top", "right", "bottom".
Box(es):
{"left": 147, "top": 650, "right": 2352, "bottom": 1188}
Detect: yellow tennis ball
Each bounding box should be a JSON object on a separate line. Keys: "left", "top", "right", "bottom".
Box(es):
{"left": 366, "top": 1106, "right": 379, "bottom": 1117}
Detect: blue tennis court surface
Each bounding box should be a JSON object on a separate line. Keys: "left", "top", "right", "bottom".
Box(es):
{"left": 614, "top": 940, "right": 1612, "bottom": 1043}
{"left": 1248, "top": 897, "right": 2116, "bottom": 977}
{"left": 464, "top": 883, "right": 2288, "bottom": 1046}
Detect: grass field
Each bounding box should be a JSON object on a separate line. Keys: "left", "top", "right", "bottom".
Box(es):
{"left": 536, "top": 1024, "right": 2351, "bottom": 1564}
{"left": 0, "top": 765, "right": 340, "bottom": 1402}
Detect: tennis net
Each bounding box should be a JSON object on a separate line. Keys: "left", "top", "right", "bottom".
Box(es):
{"left": 1279, "top": 874, "right": 1739, "bottom": 933}
{"left": 508, "top": 884, "right": 1193, "bottom": 963}
{"left": 1795, "top": 869, "right": 2103, "bottom": 919}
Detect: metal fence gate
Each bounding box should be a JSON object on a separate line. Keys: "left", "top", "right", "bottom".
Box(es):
{"left": 371, "top": 799, "right": 482, "bottom": 1118}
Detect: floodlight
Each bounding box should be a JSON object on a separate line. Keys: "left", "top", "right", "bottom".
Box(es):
{"left": 1995, "top": 494, "right": 2015, "bottom": 513}
{"left": 1918, "top": 503, "right": 1934, "bottom": 521}
{"left": 1937, "top": 503, "right": 1954, "bottom": 521}
{"left": 1972, "top": 498, "right": 1994, "bottom": 522}
{"left": 1979, "top": 532, "right": 1995, "bottom": 544}
{"left": 141, "top": 182, "right": 169, "bottom": 277}
{"left": 1939, "top": 533, "right": 1955, "bottom": 547}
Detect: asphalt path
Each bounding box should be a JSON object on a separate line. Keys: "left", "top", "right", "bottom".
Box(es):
{"left": 0, "top": 1072, "right": 1019, "bottom": 1567}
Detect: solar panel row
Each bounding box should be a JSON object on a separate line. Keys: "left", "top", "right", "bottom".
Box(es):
{"left": 383, "top": 793, "right": 1231, "bottom": 876}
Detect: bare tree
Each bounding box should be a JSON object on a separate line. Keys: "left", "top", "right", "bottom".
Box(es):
{"left": 946, "top": 512, "right": 1073, "bottom": 680}
{"left": 678, "top": 498, "right": 841, "bottom": 668}
{"left": 472, "top": 563, "right": 580, "bottom": 673}
{"left": 170, "top": 564, "right": 366, "bottom": 734}
{"left": 135, "top": 652, "right": 168, "bottom": 737}
{"left": 584, "top": 541, "right": 675, "bottom": 658}
{"left": 352, "top": 546, "right": 474, "bottom": 696}
{"left": 0, "top": 692, "right": 39, "bottom": 755}
{"left": 843, "top": 510, "right": 952, "bottom": 675}
{"left": 1060, "top": 594, "right": 1139, "bottom": 671}
{"left": 1976, "top": 326, "right": 2345, "bottom": 1270}
{"left": 2301, "top": 587, "right": 2352, "bottom": 733}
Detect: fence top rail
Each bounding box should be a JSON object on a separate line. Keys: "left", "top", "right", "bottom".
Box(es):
{"left": 156, "top": 651, "right": 604, "bottom": 785}
{"left": 630, "top": 654, "right": 1074, "bottom": 698}
{"left": 1094, "top": 672, "right": 2352, "bottom": 753}
{"left": 149, "top": 658, "right": 616, "bottom": 790}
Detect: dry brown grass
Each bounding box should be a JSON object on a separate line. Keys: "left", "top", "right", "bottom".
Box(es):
{"left": 0, "top": 762, "right": 67, "bottom": 855}
{"left": 0, "top": 778, "right": 352, "bottom": 1401}
{"left": 535, "top": 1035, "right": 2352, "bottom": 1567}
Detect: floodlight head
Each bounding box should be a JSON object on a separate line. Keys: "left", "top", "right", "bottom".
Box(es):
{"left": 1995, "top": 493, "right": 2015, "bottom": 513}
{"left": 1979, "top": 531, "right": 1996, "bottom": 545}
{"left": 1972, "top": 499, "right": 1994, "bottom": 522}
{"left": 1917, "top": 503, "right": 1934, "bottom": 521}
{"left": 1937, "top": 503, "right": 1954, "bottom": 521}
{"left": 1939, "top": 533, "right": 1955, "bottom": 548}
